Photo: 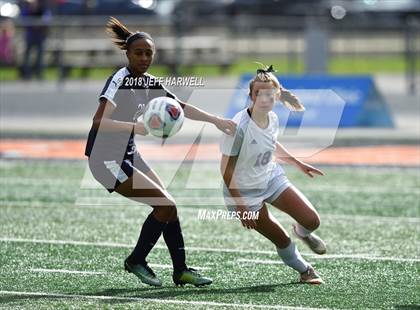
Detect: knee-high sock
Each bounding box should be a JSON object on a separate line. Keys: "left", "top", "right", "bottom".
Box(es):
{"left": 128, "top": 212, "right": 167, "bottom": 265}
{"left": 295, "top": 223, "right": 313, "bottom": 237}
{"left": 163, "top": 218, "right": 187, "bottom": 272}
{"left": 277, "top": 242, "right": 310, "bottom": 273}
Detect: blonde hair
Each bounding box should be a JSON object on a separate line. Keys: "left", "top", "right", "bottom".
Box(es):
{"left": 249, "top": 63, "right": 305, "bottom": 112}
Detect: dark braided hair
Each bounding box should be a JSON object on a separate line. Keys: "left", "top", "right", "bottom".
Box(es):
{"left": 106, "top": 16, "right": 154, "bottom": 50}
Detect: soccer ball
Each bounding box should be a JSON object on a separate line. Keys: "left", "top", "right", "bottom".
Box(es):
{"left": 143, "top": 97, "right": 184, "bottom": 138}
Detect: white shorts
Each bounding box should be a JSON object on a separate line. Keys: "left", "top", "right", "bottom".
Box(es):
{"left": 223, "top": 173, "right": 292, "bottom": 213}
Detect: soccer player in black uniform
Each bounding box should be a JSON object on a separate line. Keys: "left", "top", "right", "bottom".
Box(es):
{"left": 85, "top": 17, "right": 236, "bottom": 287}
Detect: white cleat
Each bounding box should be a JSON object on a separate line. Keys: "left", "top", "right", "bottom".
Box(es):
{"left": 292, "top": 224, "right": 327, "bottom": 255}
{"left": 300, "top": 266, "right": 324, "bottom": 285}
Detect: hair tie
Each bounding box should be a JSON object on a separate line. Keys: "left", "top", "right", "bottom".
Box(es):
{"left": 257, "top": 64, "right": 276, "bottom": 74}
{"left": 125, "top": 31, "right": 154, "bottom": 46}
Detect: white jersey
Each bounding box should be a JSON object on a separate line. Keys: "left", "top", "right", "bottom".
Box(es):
{"left": 220, "top": 109, "right": 284, "bottom": 190}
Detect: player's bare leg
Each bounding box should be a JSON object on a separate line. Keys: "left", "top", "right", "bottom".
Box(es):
{"left": 145, "top": 168, "right": 166, "bottom": 189}
{"left": 254, "top": 204, "right": 290, "bottom": 248}
{"left": 270, "top": 186, "right": 326, "bottom": 255}
{"left": 116, "top": 168, "right": 176, "bottom": 214}
{"left": 254, "top": 204, "right": 323, "bottom": 284}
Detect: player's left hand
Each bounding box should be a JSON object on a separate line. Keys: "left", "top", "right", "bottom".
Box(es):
{"left": 214, "top": 117, "right": 236, "bottom": 136}
{"left": 298, "top": 162, "right": 325, "bottom": 178}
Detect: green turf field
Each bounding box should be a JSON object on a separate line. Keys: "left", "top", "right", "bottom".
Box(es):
{"left": 0, "top": 159, "right": 419, "bottom": 309}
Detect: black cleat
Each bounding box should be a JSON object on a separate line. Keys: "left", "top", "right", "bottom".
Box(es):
{"left": 124, "top": 258, "right": 162, "bottom": 287}
{"left": 172, "top": 268, "right": 212, "bottom": 287}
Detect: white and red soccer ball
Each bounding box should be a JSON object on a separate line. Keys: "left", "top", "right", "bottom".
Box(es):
{"left": 142, "top": 97, "right": 184, "bottom": 138}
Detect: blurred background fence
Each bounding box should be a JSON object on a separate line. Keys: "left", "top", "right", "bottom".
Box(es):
{"left": 0, "top": 0, "right": 419, "bottom": 92}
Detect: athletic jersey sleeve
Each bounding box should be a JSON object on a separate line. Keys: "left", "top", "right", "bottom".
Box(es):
{"left": 220, "top": 110, "right": 250, "bottom": 156}
{"left": 220, "top": 127, "right": 245, "bottom": 156}
{"left": 99, "top": 68, "right": 127, "bottom": 107}
{"left": 148, "top": 75, "right": 185, "bottom": 108}
{"left": 161, "top": 84, "right": 179, "bottom": 101}
{"left": 162, "top": 84, "right": 186, "bottom": 109}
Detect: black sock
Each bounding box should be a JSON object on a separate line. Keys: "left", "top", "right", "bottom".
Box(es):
{"left": 163, "top": 218, "right": 187, "bottom": 272}
{"left": 128, "top": 212, "right": 167, "bottom": 265}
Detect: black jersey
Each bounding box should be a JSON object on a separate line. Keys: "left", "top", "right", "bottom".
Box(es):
{"left": 85, "top": 67, "right": 178, "bottom": 160}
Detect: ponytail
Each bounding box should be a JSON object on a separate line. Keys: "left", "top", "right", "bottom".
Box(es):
{"left": 249, "top": 63, "right": 305, "bottom": 112}
{"left": 106, "top": 16, "right": 132, "bottom": 50}
{"left": 106, "top": 16, "right": 154, "bottom": 51}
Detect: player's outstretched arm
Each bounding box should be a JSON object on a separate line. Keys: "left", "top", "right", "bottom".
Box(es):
{"left": 180, "top": 102, "right": 236, "bottom": 136}
{"left": 275, "top": 142, "right": 324, "bottom": 178}
{"left": 92, "top": 98, "right": 148, "bottom": 135}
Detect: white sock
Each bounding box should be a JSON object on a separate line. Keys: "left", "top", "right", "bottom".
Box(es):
{"left": 277, "top": 242, "right": 310, "bottom": 273}
{"left": 294, "top": 223, "right": 312, "bottom": 237}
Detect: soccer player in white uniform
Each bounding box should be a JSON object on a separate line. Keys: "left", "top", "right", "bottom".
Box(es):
{"left": 220, "top": 65, "right": 326, "bottom": 284}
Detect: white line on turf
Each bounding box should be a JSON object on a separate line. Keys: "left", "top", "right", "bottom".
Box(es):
{"left": 1, "top": 237, "right": 419, "bottom": 263}
{"left": 236, "top": 254, "right": 420, "bottom": 264}
{"left": 0, "top": 237, "right": 130, "bottom": 248}
{"left": 149, "top": 264, "right": 210, "bottom": 270}
{"left": 2, "top": 200, "right": 420, "bottom": 223}
{"left": 304, "top": 254, "right": 420, "bottom": 262}
{"left": 315, "top": 214, "right": 420, "bottom": 223}
{"left": 3, "top": 177, "right": 419, "bottom": 194}
{"left": 30, "top": 268, "right": 105, "bottom": 275}
{"left": 0, "top": 178, "right": 77, "bottom": 185}
{"left": 0, "top": 291, "right": 328, "bottom": 310}
{"left": 237, "top": 258, "right": 284, "bottom": 265}
{"left": 302, "top": 185, "right": 420, "bottom": 195}
{"left": 0, "top": 200, "right": 137, "bottom": 211}
{"left": 30, "top": 265, "right": 210, "bottom": 274}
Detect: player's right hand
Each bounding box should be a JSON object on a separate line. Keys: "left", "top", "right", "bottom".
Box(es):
{"left": 215, "top": 117, "right": 237, "bottom": 136}
{"left": 235, "top": 205, "right": 257, "bottom": 230}
{"left": 134, "top": 122, "right": 149, "bottom": 136}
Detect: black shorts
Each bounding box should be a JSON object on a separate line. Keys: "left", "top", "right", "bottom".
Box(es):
{"left": 88, "top": 151, "right": 151, "bottom": 193}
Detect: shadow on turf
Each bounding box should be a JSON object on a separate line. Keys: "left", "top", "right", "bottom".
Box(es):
{"left": 0, "top": 295, "right": 68, "bottom": 304}
{"left": 0, "top": 283, "right": 300, "bottom": 305}
{"left": 91, "top": 282, "right": 299, "bottom": 303}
